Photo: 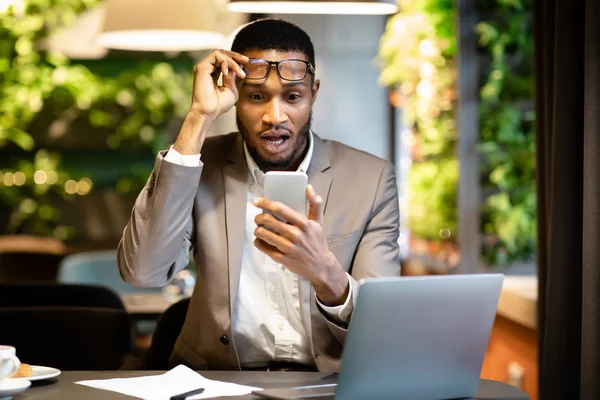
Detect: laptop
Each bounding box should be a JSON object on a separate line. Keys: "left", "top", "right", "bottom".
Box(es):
{"left": 252, "top": 273, "right": 504, "bottom": 400}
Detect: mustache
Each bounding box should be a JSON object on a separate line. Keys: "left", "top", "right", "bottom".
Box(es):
{"left": 235, "top": 113, "right": 312, "bottom": 171}
{"left": 260, "top": 129, "right": 291, "bottom": 138}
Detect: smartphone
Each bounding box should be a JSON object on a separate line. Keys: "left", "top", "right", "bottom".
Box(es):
{"left": 263, "top": 171, "right": 308, "bottom": 222}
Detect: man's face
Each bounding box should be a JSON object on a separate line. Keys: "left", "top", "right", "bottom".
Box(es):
{"left": 236, "top": 49, "right": 320, "bottom": 171}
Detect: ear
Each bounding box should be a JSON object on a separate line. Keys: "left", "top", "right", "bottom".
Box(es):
{"left": 311, "top": 78, "right": 320, "bottom": 106}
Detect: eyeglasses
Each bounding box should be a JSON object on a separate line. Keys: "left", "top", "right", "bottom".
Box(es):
{"left": 242, "top": 58, "right": 316, "bottom": 81}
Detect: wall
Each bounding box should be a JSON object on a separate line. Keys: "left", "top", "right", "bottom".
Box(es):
{"left": 210, "top": 14, "right": 392, "bottom": 161}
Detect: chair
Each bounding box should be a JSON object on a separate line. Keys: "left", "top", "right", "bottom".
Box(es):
{"left": 0, "top": 306, "right": 131, "bottom": 370}
{"left": 0, "top": 282, "right": 135, "bottom": 370}
{"left": 56, "top": 250, "right": 159, "bottom": 294}
{"left": 57, "top": 251, "right": 196, "bottom": 340}
{"left": 143, "top": 297, "right": 190, "bottom": 370}
{"left": 0, "top": 282, "right": 125, "bottom": 310}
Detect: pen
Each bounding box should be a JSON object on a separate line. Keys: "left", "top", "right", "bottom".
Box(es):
{"left": 169, "top": 387, "right": 205, "bottom": 400}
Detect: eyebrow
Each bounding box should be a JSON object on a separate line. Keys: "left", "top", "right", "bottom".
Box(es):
{"left": 241, "top": 81, "right": 308, "bottom": 89}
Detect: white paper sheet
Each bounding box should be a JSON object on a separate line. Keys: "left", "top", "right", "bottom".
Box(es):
{"left": 75, "top": 365, "right": 261, "bottom": 399}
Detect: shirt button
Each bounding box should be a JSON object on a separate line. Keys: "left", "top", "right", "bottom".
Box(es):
{"left": 278, "top": 324, "right": 284, "bottom": 331}
{"left": 271, "top": 284, "right": 277, "bottom": 291}
{"left": 219, "top": 335, "right": 230, "bottom": 345}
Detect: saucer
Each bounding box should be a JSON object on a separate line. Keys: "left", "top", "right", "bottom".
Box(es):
{"left": 0, "top": 378, "right": 31, "bottom": 399}
{"left": 27, "top": 366, "right": 61, "bottom": 381}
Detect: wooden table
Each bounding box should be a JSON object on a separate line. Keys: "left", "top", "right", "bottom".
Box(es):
{"left": 16, "top": 371, "right": 529, "bottom": 399}
{"left": 481, "top": 276, "right": 538, "bottom": 400}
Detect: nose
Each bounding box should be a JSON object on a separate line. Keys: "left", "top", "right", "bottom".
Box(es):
{"left": 262, "top": 97, "right": 288, "bottom": 127}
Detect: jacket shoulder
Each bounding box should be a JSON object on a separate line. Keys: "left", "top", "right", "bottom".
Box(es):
{"left": 322, "top": 139, "right": 393, "bottom": 173}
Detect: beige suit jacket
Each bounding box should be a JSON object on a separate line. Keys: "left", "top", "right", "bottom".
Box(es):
{"left": 118, "top": 132, "right": 400, "bottom": 372}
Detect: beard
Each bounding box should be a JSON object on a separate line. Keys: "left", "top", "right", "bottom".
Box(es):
{"left": 236, "top": 113, "right": 312, "bottom": 172}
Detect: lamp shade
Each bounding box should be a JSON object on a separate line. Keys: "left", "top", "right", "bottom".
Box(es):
{"left": 227, "top": 0, "right": 398, "bottom": 15}
{"left": 0, "top": 0, "right": 20, "bottom": 13}
{"left": 98, "top": 0, "right": 237, "bottom": 51}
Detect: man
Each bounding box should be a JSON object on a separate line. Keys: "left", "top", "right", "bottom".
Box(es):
{"left": 118, "top": 18, "right": 400, "bottom": 372}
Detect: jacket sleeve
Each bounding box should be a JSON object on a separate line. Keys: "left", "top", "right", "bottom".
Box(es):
{"left": 117, "top": 152, "right": 202, "bottom": 288}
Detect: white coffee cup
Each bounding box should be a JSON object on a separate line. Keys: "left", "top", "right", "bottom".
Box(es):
{"left": 0, "top": 346, "right": 20, "bottom": 380}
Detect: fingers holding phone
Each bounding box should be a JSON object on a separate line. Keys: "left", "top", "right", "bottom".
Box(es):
{"left": 306, "top": 184, "right": 324, "bottom": 225}
{"left": 252, "top": 171, "right": 334, "bottom": 283}
{"left": 252, "top": 172, "right": 348, "bottom": 304}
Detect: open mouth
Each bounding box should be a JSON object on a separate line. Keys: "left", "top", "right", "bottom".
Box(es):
{"left": 259, "top": 131, "right": 291, "bottom": 153}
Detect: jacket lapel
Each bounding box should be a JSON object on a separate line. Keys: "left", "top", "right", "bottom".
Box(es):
{"left": 223, "top": 134, "right": 248, "bottom": 309}
{"left": 299, "top": 134, "right": 332, "bottom": 351}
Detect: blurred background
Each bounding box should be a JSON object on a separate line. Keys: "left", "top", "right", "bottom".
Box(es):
{"left": 0, "top": 0, "right": 536, "bottom": 272}
{"left": 0, "top": 0, "right": 537, "bottom": 398}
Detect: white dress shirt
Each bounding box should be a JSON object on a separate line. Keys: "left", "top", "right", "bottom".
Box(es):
{"left": 163, "top": 132, "right": 353, "bottom": 367}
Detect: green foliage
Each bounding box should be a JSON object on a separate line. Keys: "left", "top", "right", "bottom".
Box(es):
{"left": 378, "top": 0, "right": 459, "bottom": 244}
{"left": 0, "top": 0, "right": 192, "bottom": 238}
{"left": 407, "top": 158, "right": 458, "bottom": 240}
{"left": 378, "top": 0, "right": 536, "bottom": 265}
{"left": 476, "top": 0, "right": 536, "bottom": 265}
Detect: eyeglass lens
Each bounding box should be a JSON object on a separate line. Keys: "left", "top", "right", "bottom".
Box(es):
{"left": 244, "top": 60, "right": 309, "bottom": 81}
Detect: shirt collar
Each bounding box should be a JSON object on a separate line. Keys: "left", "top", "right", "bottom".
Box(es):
{"left": 243, "top": 130, "right": 314, "bottom": 189}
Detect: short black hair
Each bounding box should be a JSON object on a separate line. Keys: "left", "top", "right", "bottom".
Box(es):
{"left": 231, "top": 18, "right": 315, "bottom": 68}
